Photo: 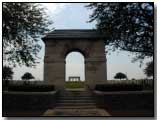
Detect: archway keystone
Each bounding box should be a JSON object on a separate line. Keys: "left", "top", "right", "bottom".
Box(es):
{"left": 42, "top": 29, "right": 107, "bottom": 91}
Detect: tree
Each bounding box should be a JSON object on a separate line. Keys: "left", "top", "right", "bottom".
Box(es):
{"left": 144, "top": 60, "right": 153, "bottom": 77}
{"left": 114, "top": 72, "right": 127, "bottom": 80}
{"left": 21, "top": 72, "right": 35, "bottom": 80}
{"left": 3, "top": 66, "right": 14, "bottom": 80}
{"left": 87, "top": 3, "right": 153, "bottom": 63}
{"left": 3, "top": 3, "right": 53, "bottom": 67}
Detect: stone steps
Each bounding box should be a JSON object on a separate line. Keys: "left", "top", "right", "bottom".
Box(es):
{"left": 43, "top": 90, "right": 111, "bottom": 116}
{"left": 42, "top": 89, "right": 112, "bottom": 116}
{"left": 55, "top": 90, "right": 96, "bottom": 110}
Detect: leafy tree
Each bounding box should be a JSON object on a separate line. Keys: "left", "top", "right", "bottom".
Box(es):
{"left": 3, "top": 66, "right": 14, "bottom": 80}
{"left": 144, "top": 60, "right": 153, "bottom": 77}
{"left": 21, "top": 72, "right": 35, "bottom": 80}
{"left": 3, "top": 3, "right": 53, "bottom": 67}
{"left": 114, "top": 72, "right": 127, "bottom": 80}
{"left": 87, "top": 3, "right": 153, "bottom": 63}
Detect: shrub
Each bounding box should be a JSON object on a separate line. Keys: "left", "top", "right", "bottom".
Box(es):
{"left": 95, "top": 84, "right": 143, "bottom": 91}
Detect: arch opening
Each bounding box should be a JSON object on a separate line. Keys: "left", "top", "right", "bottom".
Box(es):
{"left": 65, "top": 51, "right": 85, "bottom": 89}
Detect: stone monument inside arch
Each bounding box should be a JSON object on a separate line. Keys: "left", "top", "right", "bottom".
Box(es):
{"left": 42, "top": 29, "right": 107, "bottom": 90}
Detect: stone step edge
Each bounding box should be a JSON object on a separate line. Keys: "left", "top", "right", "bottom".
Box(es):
{"left": 57, "top": 104, "right": 96, "bottom": 106}
{"left": 54, "top": 106, "right": 97, "bottom": 109}
{"left": 59, "top": 100, "right": 95, "bottom": 102}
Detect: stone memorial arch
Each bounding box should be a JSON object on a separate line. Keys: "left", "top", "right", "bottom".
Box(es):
{"left": 42, "top": 29, "right": 107, "bottom": 91}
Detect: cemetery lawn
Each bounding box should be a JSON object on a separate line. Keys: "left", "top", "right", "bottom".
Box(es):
{"left": 65, "top": 81, "right": 85, "bottom": 89}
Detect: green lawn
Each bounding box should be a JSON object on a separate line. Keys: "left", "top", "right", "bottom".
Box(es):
{"left": 65, "top": 81, "right": 85, "bottom": 89}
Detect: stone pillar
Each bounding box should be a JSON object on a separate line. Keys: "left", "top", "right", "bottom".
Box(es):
{"left": 44, "top": 57, "right": 65, "bottom": 91}
{"left": 84, "top": 39, "right": 107, "bottom": 90}
{"left": 85, "top": 57, "right": 107, "bottom": 90}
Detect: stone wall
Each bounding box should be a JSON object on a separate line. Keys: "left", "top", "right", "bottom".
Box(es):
{"left": 93, "top": 90, "right": 154, "bottom": 111}
{"left": 3, "top": 91, "right": 58, "bottom": 111}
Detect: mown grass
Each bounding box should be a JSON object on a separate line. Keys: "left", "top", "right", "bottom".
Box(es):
{"left": 65, "top": 81, "right": 85, "bottom": 89}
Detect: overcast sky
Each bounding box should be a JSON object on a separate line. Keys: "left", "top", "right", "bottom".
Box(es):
{"left": 11, "top": 3, "right": 151, "bottom": 80}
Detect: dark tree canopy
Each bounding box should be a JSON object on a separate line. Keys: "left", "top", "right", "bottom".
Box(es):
{"left": 87, "top": 3, "right": 153, "bottom": 62}
{"left": 3, "top": 3, "right": 52, "bottom": 67}
{"left": 21, "top": 72, "right": 35, "bottom": 80}
{"left": 144, "top": 61, "right": 153, "bottom": 77}
{"left": 114, "top": 72, "right": 127, "bottom": 80}
{"left": 3, "top": 66, "right": 14, "bottom": 80}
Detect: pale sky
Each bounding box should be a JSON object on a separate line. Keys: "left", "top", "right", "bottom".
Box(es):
{"left": 66, "top": 52, "right": 85, "bottom": 81}
{"left": 9, "top": 3, "right": 152, "bottom": 80}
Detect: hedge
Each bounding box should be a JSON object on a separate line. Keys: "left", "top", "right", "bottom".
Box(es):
{"left": 8, "top": 84, "right": 55, "bottom": 92}
{"left": 95, "top": 84, "right": 143, "bottom": 91}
